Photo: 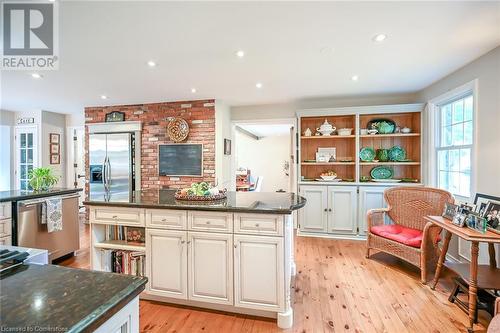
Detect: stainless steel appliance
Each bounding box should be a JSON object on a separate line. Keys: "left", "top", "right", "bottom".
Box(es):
{"left": 89, "top": 133, "right": 135, "bottom": 201}
{"left": 17, "top": 194, "right": 79, "bottom": 262}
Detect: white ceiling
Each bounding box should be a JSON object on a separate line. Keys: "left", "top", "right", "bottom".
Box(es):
{"left": 238, "top": 124, "right": 293, "bottom": 137}
{"left": 1, "top": 1, "right": 499, "bottom": 115}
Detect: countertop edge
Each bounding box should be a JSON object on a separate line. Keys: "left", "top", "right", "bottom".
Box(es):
{"left": 83, "top": 200, "right": 306, "bottom": 214}
{"left": 0, "top": 188, "right": 83, "bottom": 202}
{"left": 72, "top": 274, "right": 147, "bottom": 333}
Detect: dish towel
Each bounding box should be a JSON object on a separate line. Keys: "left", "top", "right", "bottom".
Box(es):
{"left": 41, "top": 197, "right": 63, "bottom": 233}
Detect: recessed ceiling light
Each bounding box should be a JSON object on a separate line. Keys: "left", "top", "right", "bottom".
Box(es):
{"left": 100, "top": 95, "right": 108, "bottom": 100}
{"left": 373, "top": 34, "right": 387, "bottom": 42}
{"left": 31, "top": 73, "right": 42, "bottom": 79}
{"left": 147, "top": 60, "right": 156, "bottom": 67}
{"left": 351, "top": 75, "right": 359, "bottom": 81}
{"left": 236, "top": 50, "right": 245, "bottom": 58}
{"left": 255, "top": 82, "right": 263, "bottom": 89}
{"left": 191, "top": 88, "right": 197, "bottom": 93}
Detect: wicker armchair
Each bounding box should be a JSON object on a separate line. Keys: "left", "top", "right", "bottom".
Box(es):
{"left": 365, "top": 186, "right": 453, "bottom": 283}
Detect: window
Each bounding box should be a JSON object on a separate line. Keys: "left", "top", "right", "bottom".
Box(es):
{"left": 15, "top": 126, "right": 38, "bottom": 190}
{"left": 436, "top": 94, "right": 473, "bottom": 197}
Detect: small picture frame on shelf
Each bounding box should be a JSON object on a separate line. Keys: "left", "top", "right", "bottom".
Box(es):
{"left": 50, "top": 154, "right": 60, "bottom": 164}
{"left": 49, "top": 133, "right": 60, "bottom": 144}
{"left": 473, "top": 193, "right": 500, "bottom": 234}
{"left": 50, "top": 144, "right": 59, "bottom": 154}
{"left": 466, "top": 213, "right": 488, "bottom": 234}
{"left": 452, "top": 212, "right": 467, "bottom": 227}
{"left": 442, "top": 203, "right": 458, "bottom": 220}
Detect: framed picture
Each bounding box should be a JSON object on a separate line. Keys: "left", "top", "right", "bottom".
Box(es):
{"left": 442, "top": 203, "right": 458, "bottom": 220}
{"left": 474, "top": 193, "right": 500, "bottom": 216}
{"left": 466, "top": 213, "right": 488, "bottom": 234}
{"left": 452, "top": 213, "right": 467, "bottom": 227}
{"left": 50, "top": 144, "right": 59, "bottom": 154}
{"left": 483, "top": 201, "right": 500, "bottom": 234}
{"left": 105, "top": 111, "right": 125, "bottom": 122}
{"left": 50, "top": 133, "right": 60, "bottom": 144}
{"left": 50, "top": 154, "right": 60, "bottom": 164}
{"left": 224, "top": 139, "right": 231, "bottom": 155}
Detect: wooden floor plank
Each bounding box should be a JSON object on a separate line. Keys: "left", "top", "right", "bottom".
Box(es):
{"left": 58, "top": 219, "right": 491, "bottom": 332}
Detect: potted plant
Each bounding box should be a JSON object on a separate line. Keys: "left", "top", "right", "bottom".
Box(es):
{"left": 28, "top": 167, "right": 59, "bottom": 191}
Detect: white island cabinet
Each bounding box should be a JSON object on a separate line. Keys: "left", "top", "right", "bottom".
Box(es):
{"left": 88, "top": 203, "right": 299, "bottom": 329}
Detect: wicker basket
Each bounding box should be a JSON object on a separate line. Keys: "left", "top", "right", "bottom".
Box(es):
{"left": 174, "top": 190, "right": 227, "bottom": 201}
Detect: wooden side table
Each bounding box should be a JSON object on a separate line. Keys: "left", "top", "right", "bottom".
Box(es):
{"left": 424, "top": 216, "right": 500, "bottom": 333}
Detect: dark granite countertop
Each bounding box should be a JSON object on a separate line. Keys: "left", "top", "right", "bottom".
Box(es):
{"left": 0, "top": 264, "right": 147, "bottom": 332}
{"left": 84, "top": 189, "right": 306, "bottom": 214}
{"left": 0, "top": 188, "right": 82, "bottom": 202}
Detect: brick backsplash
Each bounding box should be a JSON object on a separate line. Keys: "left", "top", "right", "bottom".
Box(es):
{"left": 84, "top": 99, "right": 216, "bottom": 197}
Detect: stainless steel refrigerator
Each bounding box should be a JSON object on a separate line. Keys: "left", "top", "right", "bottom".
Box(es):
{"left": 89, "top": 133, "right": 134, "bottom": 201}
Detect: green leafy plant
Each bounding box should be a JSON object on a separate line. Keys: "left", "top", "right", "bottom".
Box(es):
{"left": 28, "top": 167, "right": 59, "bottom": 191}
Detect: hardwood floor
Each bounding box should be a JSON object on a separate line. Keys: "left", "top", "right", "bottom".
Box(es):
{"left": 58, "top": 219, "right": 490, "bottom": 332}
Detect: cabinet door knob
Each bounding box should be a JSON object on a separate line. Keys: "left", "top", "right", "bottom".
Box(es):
{"left": 234, "top": 244, "right": 237, "bottom": 248}
{"left": 112, "top": 215, "right": 117, "bottom": 218}
{"left": 206, "top": 221, "right": 211, "bottom": 224}
{"left": 329, "top": 208, "right": 332, "bottom": 212}
{"left": 181, "top": 240, "right": 185, "bottom": 244}
{"left": 255, "top": 223, "right": 260, "bottom": 227}
{"left": 324, "top": 208, "right": 328, "bottom": 212}
{"left": 187, "top": 241, "right": 191, "bottom": 244}
{"left": 161, "top": 218, "right": 167, "bottom": 222}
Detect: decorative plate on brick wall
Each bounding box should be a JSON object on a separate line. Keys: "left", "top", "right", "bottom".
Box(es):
{"left": 167, "top": 117, "right": 189, "bottom": 142}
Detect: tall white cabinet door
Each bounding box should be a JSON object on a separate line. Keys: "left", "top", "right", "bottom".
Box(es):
{"left": 358, "top": 186, "right": 388, "bottom": 235}
{"left": 327, "top": 186, "right": 357, "bottom": 234}
{"left": 234, "top": 235, "right": 284, "bottom": 312}
{"left": 188, "top": 232, "right": 233, "bottom": 305}
{"left": 146, "top": 229, "right": 187, "bottom": 299}
{"left": 298, "top": 185, "right": 328, "bottom": 233}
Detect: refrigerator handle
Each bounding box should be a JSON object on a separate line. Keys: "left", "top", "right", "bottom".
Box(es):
{"left": 102, "top": 157, "right": 107, "bottom": 189}
{"left": 106, "top": 157, "right": 111, "bottom": 188}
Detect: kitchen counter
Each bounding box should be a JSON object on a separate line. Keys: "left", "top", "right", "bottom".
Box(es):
{"left": 0, "top": 188, "right": 82, "bottom": 202}
{"left": 0, "top": 264, "right": 147, "bottom": 332}
{"left": 84, "top": 189, "right": 306, "bottom": 214}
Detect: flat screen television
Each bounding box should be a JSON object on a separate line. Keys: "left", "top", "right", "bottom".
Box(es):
{"left": 158, "top": 144, "right": 203, "bottom": 176}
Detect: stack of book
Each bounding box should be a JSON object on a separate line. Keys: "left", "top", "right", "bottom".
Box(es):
{"left": 101, "top": 250, "right": 145, "bottom": 276}
{"left": 105, "top": 225, "right": 145, "bottom": 243}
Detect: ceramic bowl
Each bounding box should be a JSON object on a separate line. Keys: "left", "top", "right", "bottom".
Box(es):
{"left": 367, "top": 129, "right": 378, "bottom": 135}
{"left": 337, "top": 128, "right": 353, "bottom": 136}
{"left": 320, "top": 175, "right": 337, "bottom": 181}
{"left": 360, "top": 129, "right": 369, "bottom": 135}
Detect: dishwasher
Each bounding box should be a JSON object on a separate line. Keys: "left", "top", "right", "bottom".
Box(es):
{"left": 17, "top": 194, "right": 80, "bottom": 263}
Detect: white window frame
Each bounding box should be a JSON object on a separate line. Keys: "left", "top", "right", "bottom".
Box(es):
{"left": 426, "top": 80, "right": 478, "bottom": 202}
{"left": 14, "top": 126, "right": 39, "bottom": 190}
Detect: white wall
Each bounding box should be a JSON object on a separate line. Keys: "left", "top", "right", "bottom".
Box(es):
{"left": 0, "top": 110, "right": 15, "bottom": 190}
{"left": 231, "top": 93, "right": 419, "bottom": 120}
{"left": 235, "top": 131, "right": 290, "bottom": 192}
{"left": 215, "top": 101, "right": 232, "bottom": 189}
{"left": 418, "top": 46, "right": 500, "bottom": 198}
{"left": 42, "top": 111, "right": 67, "bottom": 186}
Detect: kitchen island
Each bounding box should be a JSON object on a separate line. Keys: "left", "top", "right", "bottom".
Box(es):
{"left": 84, "top": 189, "right": 306, "bottom": 329}
{"left": 1, "top": 260, "right": 147, "bottom": 332}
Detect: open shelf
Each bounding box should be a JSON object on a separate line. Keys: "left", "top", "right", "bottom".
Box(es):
{"left": 302, "top": 162, "right": 355, "bottom": 166}
{"left": 360, "top": 133, "right": 420, "bottom": 138}
{"left": 94, "top": 240, "right": 145, "bottom": 252}
{"left": 301, "top": 135, "right": 355, "bottom": 139}
{"left": 359, "top": 162, "right": 420, "bottom": 166}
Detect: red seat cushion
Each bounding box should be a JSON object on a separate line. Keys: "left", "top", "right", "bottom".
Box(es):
{"left": 370, "top": 224, "right": 423, "bottom": 248}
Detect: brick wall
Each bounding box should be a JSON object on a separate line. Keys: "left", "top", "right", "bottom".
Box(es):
{"left": 84, "top": 99, "right": 216, "bottom": 196}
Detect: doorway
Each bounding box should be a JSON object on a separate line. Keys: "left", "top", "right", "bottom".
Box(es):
{"left": 233, "top": 119, "right": 296, "bottom": 193}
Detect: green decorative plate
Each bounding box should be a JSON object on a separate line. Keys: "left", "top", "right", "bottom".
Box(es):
{"left": 388, "top": 146, "right": 407, "bottom": 161}
{"left": 370, "top": 166, "right": 394, "bottom": 179}
{"left": 359, "top": 147, "right": 376, "bottom": 161}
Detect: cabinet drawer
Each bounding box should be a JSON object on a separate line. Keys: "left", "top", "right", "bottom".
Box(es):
{"left": 90, "top": 206, "right": 145, "bottom": 227}
{"left": 146, "top": 209, "right": 187, "bottom": 230}
{"left": 188, "top": 211, "right": 233, "bottom": 233}
{"left": 0, "top": 202, "right": 11, "bottom": 220}
{"left": 234, "top": 214, "right": 283, "bottom": 236}
{"left": 0, "top": 219, "right": 11, "bottom": 237}
{"left": 0, "top": 235, "right": 11, "bottom": 246}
